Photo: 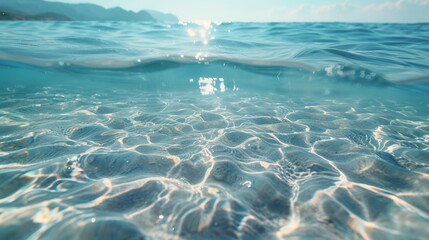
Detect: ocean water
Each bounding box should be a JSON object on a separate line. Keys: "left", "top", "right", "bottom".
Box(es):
{"left": 0, "top": 21, "right": 429, "bottom": 240}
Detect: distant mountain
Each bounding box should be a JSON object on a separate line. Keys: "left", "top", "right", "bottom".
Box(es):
{"left": 0, "top": 0, "right": 178, "bottom": 22}
{"left": 145, "top": 10, "right": 178, "bottom": 23}
{"left": 0, "top": 8, "right": 70, "bottom": 20}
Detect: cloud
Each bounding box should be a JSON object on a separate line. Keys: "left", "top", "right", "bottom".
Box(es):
{"left": 397, "top": 0, "right": 429, "bottom": 7}
{"left": 266, "top": 0, "right": 429, "bottom": 22}
{"left": 364, "top": 0, "right": 429, "bottom": 11}
{"left": 313, "top": 0, "right": 351, "bottom": 14}
{"left": 266, "top": 1, "right": 352, "bottom": 22}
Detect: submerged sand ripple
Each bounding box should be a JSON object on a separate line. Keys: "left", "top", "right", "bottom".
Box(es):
{"left": 1, "top": 87, "right": 429, "bottom": 239}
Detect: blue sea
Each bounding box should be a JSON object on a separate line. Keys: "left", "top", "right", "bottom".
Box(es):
{"left": 1, "top": 21, "right": 429, "bottom": 240}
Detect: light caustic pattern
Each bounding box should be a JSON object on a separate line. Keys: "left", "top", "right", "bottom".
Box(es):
{"left": 1, "top": 84, "right": 429, "bottom": 240}
{"left": 1, "top": 20, "right": 429, "bottom": 240}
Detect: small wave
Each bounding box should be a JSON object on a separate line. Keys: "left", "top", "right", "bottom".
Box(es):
{"left": 3, "top": 53, "right": 429, "bottom": 90}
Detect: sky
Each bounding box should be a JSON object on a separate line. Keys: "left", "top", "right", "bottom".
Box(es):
{"left": 52, "top": 0, "right": 429, "bottom": 22}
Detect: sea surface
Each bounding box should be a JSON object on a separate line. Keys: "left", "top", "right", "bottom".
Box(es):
{"left": 1, "top": 21, "right": 429, "bottom": 240}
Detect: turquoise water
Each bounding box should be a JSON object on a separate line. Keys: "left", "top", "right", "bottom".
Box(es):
{"left": 1, "top": 21, "right": 429, "bottom": 239}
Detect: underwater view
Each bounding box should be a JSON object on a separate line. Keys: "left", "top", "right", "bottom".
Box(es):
{"left": 1, "top": 20, "right": 429, "bottom": 239}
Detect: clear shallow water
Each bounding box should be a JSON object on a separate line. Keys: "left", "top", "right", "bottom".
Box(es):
{"left": 1, "top": 21, "right": 429, "bottom": 240}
